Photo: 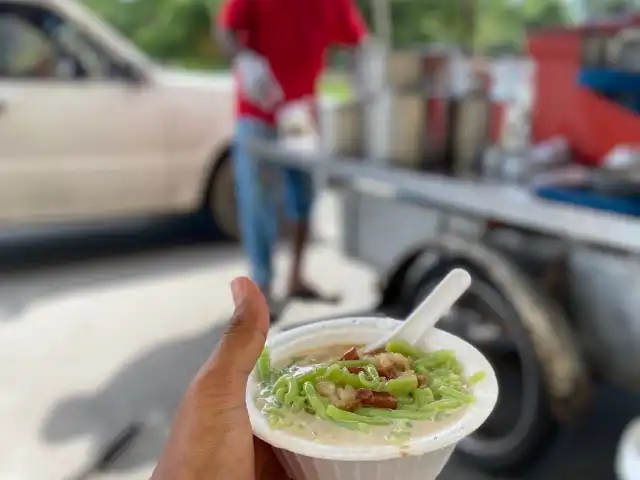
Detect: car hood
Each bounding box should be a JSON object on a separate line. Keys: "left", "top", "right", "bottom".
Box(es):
{"left": 153, "top": 67, "right": 234, "bottom": 90}
{"left": 152, "top": 67, "right": 342, "bottom": 108}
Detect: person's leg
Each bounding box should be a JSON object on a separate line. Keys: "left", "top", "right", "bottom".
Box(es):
{"left": 282, "top": 167, "right": 340, "bottom": 302}
{"left": 233, "top": 118, "right": 279, "bottom": 297}
{"left": 285, "top": 169, "right": 312, "bottom": 294}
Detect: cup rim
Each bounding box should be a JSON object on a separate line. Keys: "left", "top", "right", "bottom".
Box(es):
{"left": 246, "top": 316, "right": 499, "bottom": 461}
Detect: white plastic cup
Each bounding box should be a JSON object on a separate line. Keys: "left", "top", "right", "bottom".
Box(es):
{"left": 246, "top": 316, "right": 499, "bottom": 480}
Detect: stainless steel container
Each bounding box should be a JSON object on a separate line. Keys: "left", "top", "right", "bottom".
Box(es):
{"left": 451, "top": 92, "right": 491, "bottom": 176}
{"left": 318, "top": 100, "right": 363, "bottom": 157}
{"left": 365, "top": 91, "right": 426, "bottom": 168}
{"left": 361, "top": 45, "right": 425, "bottom": 92}
{"left": 609, "top": 28, "right": 640, "bottom": 72}
{"left": 582, "top": 33, "right": 610, "bottom": 68}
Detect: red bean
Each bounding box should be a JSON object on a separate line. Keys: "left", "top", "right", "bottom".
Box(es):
{"left": 356, "top": 389, "right": 398, "bottom": 409}
{"left": 340, "top": 347, "right": 360, "bottom": 361}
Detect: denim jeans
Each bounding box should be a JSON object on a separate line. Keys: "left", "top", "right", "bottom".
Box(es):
{"left": 233, "top": 116, "right": 314, "bottom": 289}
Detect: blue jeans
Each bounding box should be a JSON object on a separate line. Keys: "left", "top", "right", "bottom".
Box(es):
{"left": 233, "top": 117, "right": 314, "bottom": 290}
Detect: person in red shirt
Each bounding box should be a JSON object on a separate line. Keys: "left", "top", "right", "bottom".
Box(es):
{"left": 216, "top": 0, "right": 368, "bottom": 318}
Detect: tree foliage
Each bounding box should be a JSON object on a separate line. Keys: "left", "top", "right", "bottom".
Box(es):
{"left": 84, "top": 0, "right": 219, "bottom": 66}
{"left": 84, "top": 0, "right": 576, "bottom": 68}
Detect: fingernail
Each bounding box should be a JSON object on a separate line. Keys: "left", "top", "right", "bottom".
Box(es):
{"left": 230, "top": 278, "right": 246, "bottom": 307}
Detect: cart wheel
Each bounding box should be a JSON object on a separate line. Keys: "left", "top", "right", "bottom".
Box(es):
{"left": 411, "top": 267, "right": 558, "bottom": 474}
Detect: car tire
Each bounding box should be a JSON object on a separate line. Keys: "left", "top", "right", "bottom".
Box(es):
{"left": 410, "top": 263, "right": 558, "bottom": 474}
{"left": 202, "top": 151, "right": 291, "bottom": 242}
{"left": 205, "top": 153, "right": 239, "bottom": 242}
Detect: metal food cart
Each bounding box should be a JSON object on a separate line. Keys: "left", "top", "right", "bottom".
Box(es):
{"left": 83, "top": 3, "right": 640, "bottom": 478}
{"left": 249, "top": 3, "right": 640, "bottom": 474}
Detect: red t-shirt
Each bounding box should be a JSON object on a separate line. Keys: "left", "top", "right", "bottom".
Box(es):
{"left": 217, "top": 0, "right": 367, "bottom": 124}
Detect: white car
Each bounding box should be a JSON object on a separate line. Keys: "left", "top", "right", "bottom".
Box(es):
{"left": 0, "top": 0, "right": 240, "bottom": 238}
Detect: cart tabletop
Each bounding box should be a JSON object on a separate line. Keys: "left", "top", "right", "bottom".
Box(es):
{"left": 250, "top": 140, "right": 640, "bottom": 255}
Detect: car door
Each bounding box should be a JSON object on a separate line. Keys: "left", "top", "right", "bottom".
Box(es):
{"left": 0, "top": 1, "right": 166, "bottom": 223}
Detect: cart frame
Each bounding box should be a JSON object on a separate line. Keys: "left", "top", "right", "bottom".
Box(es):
{"left": 250, "top": 136, "right": 640, "bottom": 472}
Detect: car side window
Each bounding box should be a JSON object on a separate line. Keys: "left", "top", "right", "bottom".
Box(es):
{"left": 50, "top": 17, "right": 111, "bottom": 78}
{"left": 0, "top": 3, "right": 115, "bottom": 80}
{"left": 0, "top": 14, "right": 59, "bottom": 78}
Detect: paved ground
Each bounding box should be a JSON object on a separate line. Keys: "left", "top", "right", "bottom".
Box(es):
{"left": 0, "top": 195, "right": 637, "bottom": 480}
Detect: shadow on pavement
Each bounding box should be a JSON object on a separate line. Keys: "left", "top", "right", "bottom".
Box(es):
{"left": 0, "top": 216, "right": 237, "bottom": 322}
{"left": 42, "top": 321, "right": 230, "bottom": 476}
{"left": 0, "top": 215, "right": 211, "bottom": 272}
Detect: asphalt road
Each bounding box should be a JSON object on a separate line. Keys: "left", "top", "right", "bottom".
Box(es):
{"left": 0, "top": 206, "right": 637, "bottom": 480}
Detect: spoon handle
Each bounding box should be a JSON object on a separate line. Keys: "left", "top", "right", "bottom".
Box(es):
{"left": 396, "top": 268, "right": 472, "bottom": 346}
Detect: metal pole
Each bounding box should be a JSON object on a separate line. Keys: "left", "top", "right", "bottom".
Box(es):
{"left": 372, "top": 0, "right": 392, "bottom": 48}
{"left": 461, "top": 0, "right": 477, "bottom": 55}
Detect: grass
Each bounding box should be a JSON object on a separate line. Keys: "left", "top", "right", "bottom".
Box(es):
{"left": 320, "top": 75, "right": 353, "bottom": 101}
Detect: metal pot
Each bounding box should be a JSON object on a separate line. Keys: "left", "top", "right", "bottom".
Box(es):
{"left": 365, "top": 90, "right": 426, "bottom": 168}
{"left": 451, "top": 92, "right": 491, "bottom": 176}
{"left": 361, "top": 45, "right": 424, "bottom": 92}
{"left": 608, "top": 28, "right": 640, "bottom": 72}
{"left": 318, "top": 100, "right": 363, "bottom": 157}
{"left": 589, "top": 169, "right": 640, "bottom": 196}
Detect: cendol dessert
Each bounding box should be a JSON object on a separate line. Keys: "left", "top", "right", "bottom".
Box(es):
{"left": 253, "top": 339, "right": 486, "bottom": 445}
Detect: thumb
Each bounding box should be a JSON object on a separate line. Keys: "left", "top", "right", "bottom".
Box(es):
{"left": 202, "top": 277, "right": 270, "bottom": 388}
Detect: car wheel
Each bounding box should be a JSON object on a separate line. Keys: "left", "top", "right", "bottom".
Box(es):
{"left": 206, "top": 154, "right": 239, "bottom": 242}
{"left": 411, "top": 266, "right": 558, "bottom": 474}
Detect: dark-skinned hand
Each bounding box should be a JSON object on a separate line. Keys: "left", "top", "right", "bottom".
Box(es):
{"left": 151, "top": 277, "right": 289, "bottom": 480}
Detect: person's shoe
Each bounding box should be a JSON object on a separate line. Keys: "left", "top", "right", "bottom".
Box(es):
{"left": 266, "top": 296, "right": 289, "bottom": 324}
{"left": 287, "top": 283, "right": 341, "bottom": 305}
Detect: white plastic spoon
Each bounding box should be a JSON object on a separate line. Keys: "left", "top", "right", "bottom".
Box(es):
{"left": 363, "top": 268, "right": 472, "bottom": 352}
